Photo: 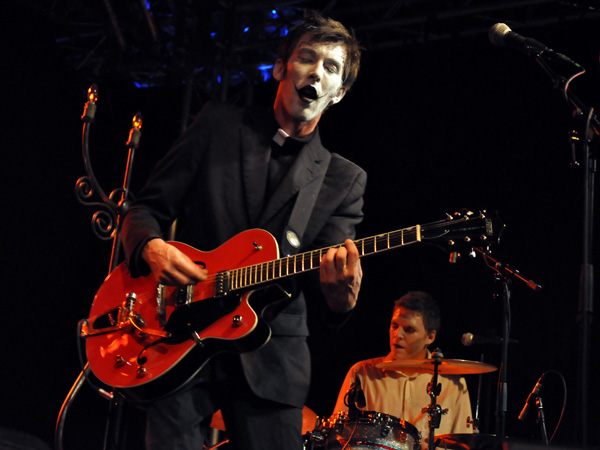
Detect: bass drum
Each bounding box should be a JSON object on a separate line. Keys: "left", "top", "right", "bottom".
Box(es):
{"left": 322, "top": 410, "right": 421, "bottom": 450}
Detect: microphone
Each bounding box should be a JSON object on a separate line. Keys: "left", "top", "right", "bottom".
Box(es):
{"left": 488, "top": 23, "right": 581, "bottom": 67}
{"left": 461, "top": 332, "right": 517, "bottom": 346}
{"left": 518, "top": 375, "right": 544, "bottom": 421}
{"left": 354, "top": 374, "right": 366, "bottom": 408}
{"left": 345, "top": 374, "right": 366, "bottom": 411}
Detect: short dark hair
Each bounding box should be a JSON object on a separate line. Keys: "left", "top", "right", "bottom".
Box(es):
{"left": 276, "top": 10, "right": 362, "bottom": 92}
{"left": 393, "top": 291, "right": 441, "bottom": 334}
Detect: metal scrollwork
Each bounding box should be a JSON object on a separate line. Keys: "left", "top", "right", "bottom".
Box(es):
{"left": 75, "top": 175, "right": 119, "bottom": 240}
{"left": 75, "top": 84, "right": 141, "bottom": 249}
{"left": 91, "top": 208, "right": 117, "bottom": 240}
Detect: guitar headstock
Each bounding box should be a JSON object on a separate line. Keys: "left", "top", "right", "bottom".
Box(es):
{"left": 421, "top": 209, "right": 505, "bottom": 259}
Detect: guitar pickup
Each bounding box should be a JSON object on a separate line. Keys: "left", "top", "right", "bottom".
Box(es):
{"left": 175, "top": 285, "right": 195, "bottom": 305}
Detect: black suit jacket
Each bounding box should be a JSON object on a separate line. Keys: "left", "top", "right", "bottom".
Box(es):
{"left": 121, "top": 101, "right": 367, "bottom": 407}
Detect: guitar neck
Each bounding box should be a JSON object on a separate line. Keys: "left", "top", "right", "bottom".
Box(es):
{"left": 225, "top": 225, "right": 422, "bottom": 292}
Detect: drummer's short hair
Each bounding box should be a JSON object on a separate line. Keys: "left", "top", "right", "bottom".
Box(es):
{"left": 393, "top": 291, "right": 441, "bottom": 334}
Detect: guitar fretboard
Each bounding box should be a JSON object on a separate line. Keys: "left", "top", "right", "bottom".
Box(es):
{"left": 222, "top": 225, "right": 422, "bottom": 292}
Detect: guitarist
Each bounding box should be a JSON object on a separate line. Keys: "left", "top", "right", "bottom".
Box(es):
{"left": 120, "top": 10, "right": 365, "bottom": 450}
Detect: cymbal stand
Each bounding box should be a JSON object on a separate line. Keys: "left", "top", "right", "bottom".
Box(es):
{"left": 422, "top": 349, "right": 448, "bottom": 450}
{"left": 472, "top": 248, "right": 541, "bottom": 440}
{"left": 467, "top": 354, "right": 485, "bottom": 433}
{"left": 56, "top": 84, "right": 142, "bottom": 450}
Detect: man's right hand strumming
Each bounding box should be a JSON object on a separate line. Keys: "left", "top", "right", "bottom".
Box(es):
{"left": 142, "top": 238, "right": 208, "bottom": 286}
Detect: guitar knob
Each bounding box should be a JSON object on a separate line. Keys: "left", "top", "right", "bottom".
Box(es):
{"left": 232, "top": 315, "right": 243, "bottom": 328}
{"left": 115, "top": 355, "right": 127, "bottom": 368}
{"left": 136, "top": 366, "right": 147, "bottom": 378}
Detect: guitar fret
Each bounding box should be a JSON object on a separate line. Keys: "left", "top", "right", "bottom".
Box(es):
{"left": 225, "top": 223, "right": 438, "bottom": 293}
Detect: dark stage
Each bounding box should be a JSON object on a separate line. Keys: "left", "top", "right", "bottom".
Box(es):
{"left": 2, "top": 2, "right": 600, "bottom": 449}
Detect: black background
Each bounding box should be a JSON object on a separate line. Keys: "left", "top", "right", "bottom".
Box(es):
{"left": 2, "top": 3, "right": 600, "bottom": 449}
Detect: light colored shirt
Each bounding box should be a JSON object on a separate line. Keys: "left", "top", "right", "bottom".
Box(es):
{"left": 333, "top": 355, "right": 474, "bottom": 441}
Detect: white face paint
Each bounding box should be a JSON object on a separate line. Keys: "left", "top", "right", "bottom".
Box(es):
{"left": 273, "top": 33, "right": 347, "bottom": 136}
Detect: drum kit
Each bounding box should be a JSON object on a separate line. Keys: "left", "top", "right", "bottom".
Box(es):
{"left": 206, "top": 354, "right": 503, "bottom": 450}
{"left": 303, "top": 354, "right": 499, "bottom": 450}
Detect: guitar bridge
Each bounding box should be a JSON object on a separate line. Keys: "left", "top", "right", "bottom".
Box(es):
{"left": 214, "top": 270, "right": 231, "bottom": 297}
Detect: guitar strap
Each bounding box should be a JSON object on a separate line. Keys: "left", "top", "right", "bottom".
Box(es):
{"left": 281, "top": 151, "right": 331, "bottom": 257}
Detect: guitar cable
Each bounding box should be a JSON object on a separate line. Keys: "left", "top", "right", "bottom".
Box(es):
{"left": 55, "top": 320, "right": 115, "bottom": 450}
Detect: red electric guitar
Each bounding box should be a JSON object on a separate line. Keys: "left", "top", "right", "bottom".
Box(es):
{"left": 83, "top": 210, "right": 503, "bottom": 401}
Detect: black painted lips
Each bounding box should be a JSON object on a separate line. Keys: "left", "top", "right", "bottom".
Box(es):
{"left": 297, "top": 85, "right": 318, "bottom": 102}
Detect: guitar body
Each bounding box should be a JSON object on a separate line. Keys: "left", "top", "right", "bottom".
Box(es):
{"left": 83, "top": 210, "right": 502, "bottom": 402}
{"left": 85, "top": 229, "right": 280, "bottom": 401}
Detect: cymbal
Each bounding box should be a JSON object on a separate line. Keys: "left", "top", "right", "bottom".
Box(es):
{"left": 430, "top": 433, "right": 505, "bottom": 450}
{"left": 210, "top": 406, "right": 318, "bottom": 434}
{"left": 375, "top": 359, "right": 497, "bottom": 375}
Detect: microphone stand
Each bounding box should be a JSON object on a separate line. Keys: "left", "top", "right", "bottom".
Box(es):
{"left": 535, "top": 395, "right": 549, "bottom": 444}
{"left": 56, "top": 85, "right": 142, "bottom": 450}
{"left": 533, "top": 54, "right": 598, "bottom": 447}
{"left": 472, "top": 248, "right": 541, "bottom": 441}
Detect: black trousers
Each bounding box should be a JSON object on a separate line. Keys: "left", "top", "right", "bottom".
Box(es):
{"left": 145, "top": 353, "right": 304, "bottom": 450}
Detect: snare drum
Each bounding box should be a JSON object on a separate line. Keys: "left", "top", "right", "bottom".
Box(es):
{"left": 322, "top": 410, "right": 421, "bottom": 450}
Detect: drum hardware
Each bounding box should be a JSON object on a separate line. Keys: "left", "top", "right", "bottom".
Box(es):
{"left": 376, "top": 350, "right": 499, "bottom": 450}
{"left": 303, "top": 428, "right": 327, "bottom": 450}
{"left": 315, "top": 410, "right": 421, "bottom": 450}
{"left": 429, "top": 433, "right": 504, "bottom": 450}
{"left": 423, "top": 349, "right": 446, "bottom": 450}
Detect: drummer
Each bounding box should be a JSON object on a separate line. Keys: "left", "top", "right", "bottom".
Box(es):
{"left": 332, "top": 291, "right": 473, "bottom": 438}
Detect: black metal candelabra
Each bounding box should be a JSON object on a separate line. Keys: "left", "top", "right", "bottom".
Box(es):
{"left": 56, "top": 84, "right": 143, "bottom": 450}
